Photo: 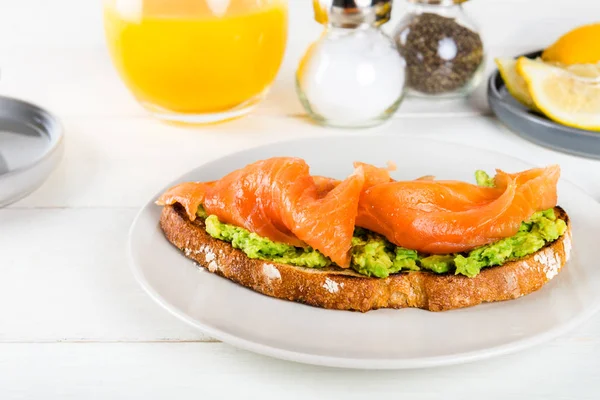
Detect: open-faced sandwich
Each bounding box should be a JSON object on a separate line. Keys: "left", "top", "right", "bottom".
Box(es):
{"left": 156, "top": 158, "right": 571, "bottom": 312}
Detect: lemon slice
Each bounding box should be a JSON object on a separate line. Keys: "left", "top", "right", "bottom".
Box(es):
{"left": 566, "top": 62, "right": 600, "bottom": 78}
{"left": 495, "top": 57, "right": 538, "bottom": 110}
{"left": 517, "top": 57, "right": 600, "bottom": 131}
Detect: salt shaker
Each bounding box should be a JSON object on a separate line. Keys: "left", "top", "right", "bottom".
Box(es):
{"left": 296, "top": 0, "right": 406, "bottom": 128}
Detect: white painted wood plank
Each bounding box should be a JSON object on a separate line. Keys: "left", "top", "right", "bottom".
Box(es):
{"left": 0, "top": 46, "right": 498, "bottom": 119}
{"left": 1, "top": 207, "right": 599, "bottom": 343}
{"left": 0, "top": 338, "right": 598, "bottom": 399}
{"left": 0, "top": 0, "right": 105, "bottom": 49}
{"left": 8, "top": 115, "right": 600, "bottom": 210}
{"left": 0, "top": 0, "right": 596, "bottom": 119}
{"left": 0, "top": 0, "right": 594, "bottom": 49}
{"left": 0, "top": 208, "right": 211, "bottom": 342}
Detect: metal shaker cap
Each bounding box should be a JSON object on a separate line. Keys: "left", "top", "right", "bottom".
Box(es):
{"left": 313, "top": 0, "right": 393, "bottom": 28}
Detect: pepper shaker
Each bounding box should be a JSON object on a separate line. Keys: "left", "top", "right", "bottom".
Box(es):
{"left": 296, "top": 0, "right": 406, "bottom": 128}
{"left": 393, "top": 0, "right": 485, "bottom": 98}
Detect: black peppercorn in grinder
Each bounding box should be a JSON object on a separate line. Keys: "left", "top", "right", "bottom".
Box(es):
{"left": 392, "top": 0, "right": 485, "bottom": 98}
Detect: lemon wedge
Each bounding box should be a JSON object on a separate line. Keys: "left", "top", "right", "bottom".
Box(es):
{"left": 517, "top": 57, "right": 600, "bottom": 131}
{"left": 565, "top": 62, "right": 600, "bottom": 78}
{"left": 495, "top": 57, "right": 538, "bottom": 110}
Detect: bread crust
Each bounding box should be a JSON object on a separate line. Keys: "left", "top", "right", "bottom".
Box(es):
{"left": 160, "top": 205, "right": 572, "bottom": 312}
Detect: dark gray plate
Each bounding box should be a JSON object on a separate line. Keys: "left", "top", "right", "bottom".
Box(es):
{"left": 488, "top": 50, "right": 600, "bottom": 159}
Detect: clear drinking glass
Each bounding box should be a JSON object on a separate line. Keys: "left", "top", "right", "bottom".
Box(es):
{"left": 103, "top": 0, "right": 288, "bottom": 123}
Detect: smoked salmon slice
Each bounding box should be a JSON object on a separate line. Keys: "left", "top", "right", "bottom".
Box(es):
{"left": 356, "top": 165, "right": 560, "bottom": 254}
{"left": 156, "top": 181, "right": 215, "bottom": 222}
{"left": 158, "top": 157, "right": 560, "bottom": 265}
{"left": 157, "top": 157, "right": 365, "bottom": 268}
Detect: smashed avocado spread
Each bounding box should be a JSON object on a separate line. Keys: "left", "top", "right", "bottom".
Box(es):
{"left": 203, "top": 209, "right": 566, "bottom": 278}
{"left": 205, "top": 214, "right": 330, "bottom": 268}
{"left": 197, "top": 170, "right": 566, "bottom": 279}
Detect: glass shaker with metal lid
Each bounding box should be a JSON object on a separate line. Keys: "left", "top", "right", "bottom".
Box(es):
{"left": 296, "top": 0, "right": 406, "bottom": 128}
{"left": 393, "top": 0, "right": 485, "bottom": 98}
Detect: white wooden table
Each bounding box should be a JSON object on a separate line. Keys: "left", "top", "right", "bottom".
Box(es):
{"left": 1, "top": 0, "right": 599, "bottom": 398}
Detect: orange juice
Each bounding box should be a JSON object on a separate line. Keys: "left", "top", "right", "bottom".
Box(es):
{"left": 103, "top": 0, "right": 288, "bottom": 118}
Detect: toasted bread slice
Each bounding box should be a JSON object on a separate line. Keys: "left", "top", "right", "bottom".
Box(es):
{"left": 160, "top": 205, "right": 572, "bottom": 312}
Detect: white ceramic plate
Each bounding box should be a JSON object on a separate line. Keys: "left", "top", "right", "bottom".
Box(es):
{"left": 129, "top": 136, "right": 600, "bottom": 369}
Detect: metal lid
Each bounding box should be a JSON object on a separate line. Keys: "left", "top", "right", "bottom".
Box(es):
{"left": 313, "top": 0, "right": 393, "bottom": 28}
{"left": 0, "top": 96, "right": 63, "bottom": 207}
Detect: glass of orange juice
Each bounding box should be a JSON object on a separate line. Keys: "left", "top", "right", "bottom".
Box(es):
{"left": 103, "top": 0, "right": 288, "bottom": 123}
